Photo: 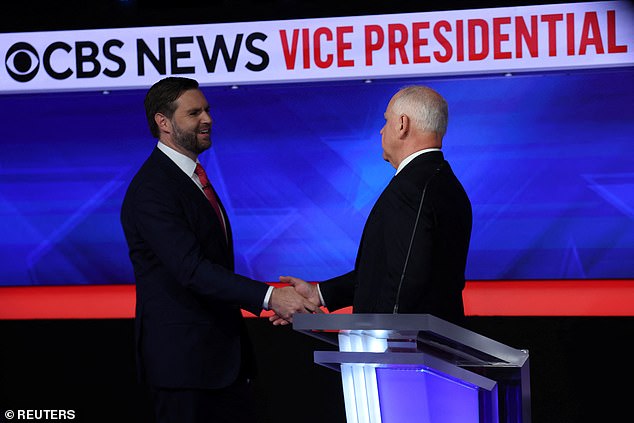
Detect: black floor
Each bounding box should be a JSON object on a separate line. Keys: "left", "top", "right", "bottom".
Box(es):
{"left": 1, "top": 317, "right": 632, "bottom": 423}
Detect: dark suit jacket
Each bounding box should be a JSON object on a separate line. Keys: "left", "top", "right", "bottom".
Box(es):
{"left": 319, "top": 151, "right": 472, "bottom": 324}
{"left": 120, "top": 147, "right": 269, "bottom": 389}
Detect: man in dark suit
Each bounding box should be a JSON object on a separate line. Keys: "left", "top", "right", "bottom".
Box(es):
{"left": 120, "top": 77, "right": 316, "bottom": 423}
{"left": 275, "top": 85, "right": 472, "bottom": 325}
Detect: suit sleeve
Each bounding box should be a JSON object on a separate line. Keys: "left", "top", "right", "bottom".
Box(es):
{"left": 319, "top": 271, "right": 356, "bottom": 312}
{"left": 128, "top": 182, "right": 268, "bottom": 314}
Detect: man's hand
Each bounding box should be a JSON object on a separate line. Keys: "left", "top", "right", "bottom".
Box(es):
{"left": 269, "top": 276, "right": 322, "bottom": 326}
{"left": 269, "top": 286, "right": 317, "bottom": 323}
{"left": 279, "top": 275, "right": 321, "bottom": 306}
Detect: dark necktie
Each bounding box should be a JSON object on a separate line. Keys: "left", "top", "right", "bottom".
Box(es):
{"left": 194, "top": 163, "right": 227, "bottom": 241}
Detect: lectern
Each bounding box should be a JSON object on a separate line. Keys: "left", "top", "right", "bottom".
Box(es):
{"left": 293, "top": 314, "right": 530, "bottom": 423}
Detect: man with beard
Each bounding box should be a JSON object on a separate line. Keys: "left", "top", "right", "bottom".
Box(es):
{"left": 120, "top": 77, "right": 316, "bottom": 423}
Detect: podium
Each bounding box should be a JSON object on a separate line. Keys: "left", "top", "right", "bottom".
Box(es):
{"left": 293, "top": 314, "right": 530, "bottom": 423}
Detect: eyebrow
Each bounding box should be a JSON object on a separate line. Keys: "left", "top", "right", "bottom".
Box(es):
{"left": 185, "top": 105, "right": 209, "bottom": 114}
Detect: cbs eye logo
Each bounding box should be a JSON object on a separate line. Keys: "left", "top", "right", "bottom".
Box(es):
{"left": 5, "top": 42, "right": 40, "bottom": 82}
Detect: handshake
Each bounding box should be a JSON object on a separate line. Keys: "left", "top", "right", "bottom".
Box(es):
{"left": 268, "top": 276, "right": 323, "bottom": 325}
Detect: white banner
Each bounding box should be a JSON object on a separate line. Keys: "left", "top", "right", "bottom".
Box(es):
{"left": 1, "top": 1, "right": 632, "bottom": 93}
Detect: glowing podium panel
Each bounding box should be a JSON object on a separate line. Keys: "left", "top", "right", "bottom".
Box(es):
{"left": 293, "top": 314, "right": 530, "bottom": 423}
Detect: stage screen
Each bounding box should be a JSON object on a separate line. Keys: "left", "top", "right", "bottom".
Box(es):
{"left": 1, "top": 67, "right": 633, "bottom": 286}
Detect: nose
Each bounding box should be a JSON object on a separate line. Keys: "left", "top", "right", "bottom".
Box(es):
{"left": 202, "top": 111, "right": 212, "bottom": 125}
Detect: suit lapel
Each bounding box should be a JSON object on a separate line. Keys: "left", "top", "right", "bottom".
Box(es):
{"left": 151, "top": 148, "right": 234, "bottom": 266}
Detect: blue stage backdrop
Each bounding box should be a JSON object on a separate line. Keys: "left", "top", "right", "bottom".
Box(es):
{"left": 1, "top": 68, "right": 633, "bottom": 286}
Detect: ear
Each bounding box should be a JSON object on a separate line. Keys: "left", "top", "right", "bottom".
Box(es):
{"left": 155, "top": 113, "right": 171, "bottom": 135}
{"left": 399, "top": 114, "right": 410, "bottom": 138}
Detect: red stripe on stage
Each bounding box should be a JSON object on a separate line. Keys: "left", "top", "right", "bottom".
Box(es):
{"left": 1, "top": 280, "right": 633, "bottom": 319}
{"left": 0, "top": 284, "right": 136, "bottom": 320}
{"left": 463, "top": 279, "right": 634, "bottom": 316}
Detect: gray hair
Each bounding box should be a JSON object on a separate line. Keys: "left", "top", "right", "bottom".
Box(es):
{"left": 391, "top": 85, "right": 448, "bottom": 139}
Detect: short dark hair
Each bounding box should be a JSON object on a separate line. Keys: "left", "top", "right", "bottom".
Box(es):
{"left": 144, "top": 77, "right": 200, "bottom": 138}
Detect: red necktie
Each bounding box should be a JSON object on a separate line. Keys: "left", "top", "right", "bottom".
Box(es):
{"left": 194, "top": 163, "right": 227, "bottom": 241}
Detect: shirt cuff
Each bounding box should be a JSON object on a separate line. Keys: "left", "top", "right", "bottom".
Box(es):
{"left": 317, "top": 284, "right": 326, "bottom": 308}
{"left": 263, "top": 285, "right": 274, "bottom": 310}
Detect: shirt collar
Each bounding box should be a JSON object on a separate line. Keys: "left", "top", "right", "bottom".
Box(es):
{"left": 395, "top": 148, "right": 441, "bottom": 175}
{"left": 157, "top": 141, "right": 198, "bottom": 177}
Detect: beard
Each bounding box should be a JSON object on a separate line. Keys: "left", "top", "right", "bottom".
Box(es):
{"left": 171, "top": 120, "right": 210, "bottom": 156}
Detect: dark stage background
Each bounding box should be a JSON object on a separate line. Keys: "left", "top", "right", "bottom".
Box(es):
{"left": 2, "top": 317, "right": 634, "bottom": 423}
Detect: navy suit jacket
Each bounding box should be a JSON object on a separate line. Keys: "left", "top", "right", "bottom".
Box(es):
{"left": 121, "top": 147, "right": 269, "bottom": 389}
{"left": 319, "top": 151, "right": 472, "bottom": 325}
